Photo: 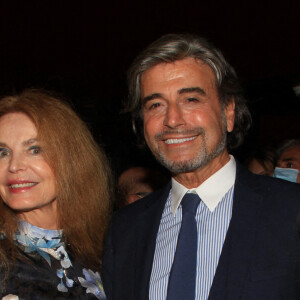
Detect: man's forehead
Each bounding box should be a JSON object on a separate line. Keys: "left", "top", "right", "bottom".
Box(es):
{"left": 140, "top": 58, "right": 217, "bottom": 93}
{"left": 280, "top": 145, "right": 300, "bottom": 160}
{"left": 142, "top": 57, "right": 212, "bottom": 77}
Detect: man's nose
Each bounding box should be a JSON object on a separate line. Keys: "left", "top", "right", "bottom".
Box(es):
{"left": 163, "top": 103, "right": 185, "bottom": 128}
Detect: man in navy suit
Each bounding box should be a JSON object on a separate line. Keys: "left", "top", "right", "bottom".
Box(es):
{"left": 102, "top": 34, "right": 300, "bottom": 300}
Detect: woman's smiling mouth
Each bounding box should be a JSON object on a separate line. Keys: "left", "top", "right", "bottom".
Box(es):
{"left": 9, "top": 182, "right": 38, "bottom": 189}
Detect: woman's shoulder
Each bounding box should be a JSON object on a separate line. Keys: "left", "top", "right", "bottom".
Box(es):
{"left": 1, "top": 226, "right": 107, "bottom": 299}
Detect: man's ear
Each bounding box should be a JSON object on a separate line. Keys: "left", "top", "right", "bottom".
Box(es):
{"left": 225, "top": 99, "right": 235, "bottom": 133}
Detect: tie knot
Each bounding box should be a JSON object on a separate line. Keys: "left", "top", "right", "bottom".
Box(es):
{"left": 181, "top": 193, "right": 200, "bottom": 216}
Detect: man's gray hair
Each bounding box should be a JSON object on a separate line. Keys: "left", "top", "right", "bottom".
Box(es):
{"left": 126, "top": 33, "right": 252, "bottom": 150}
{"left": 277, "top": 139, "right": 300, "bottom": 158}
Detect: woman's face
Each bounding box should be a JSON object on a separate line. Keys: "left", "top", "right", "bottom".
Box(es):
{"left": 0, "top": 112, "right": 57, "bottom": 228}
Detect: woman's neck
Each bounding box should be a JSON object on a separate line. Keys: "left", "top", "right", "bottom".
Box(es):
{"left": 17, "top": 210, "right": 59, "bottom": 230}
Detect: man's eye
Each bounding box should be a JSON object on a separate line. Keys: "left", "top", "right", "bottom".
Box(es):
{"left": 186, "top": 97, "right": 199, "bottom": 103}
{"left": 286, "top": 162, "right": 293, "bottom": 168}
{"left": 149, "top": 102, "right": 161, "bottom": 110}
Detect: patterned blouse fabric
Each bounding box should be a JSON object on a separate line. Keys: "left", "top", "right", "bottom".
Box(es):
{"left": 0, "top": 221, "right": 106, "bottom": 300}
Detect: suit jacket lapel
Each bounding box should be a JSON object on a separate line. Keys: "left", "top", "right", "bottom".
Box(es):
{"left": 134, "top": 182, "right": 171, "bottom": 300}
{"left": 209, "top": 164, "right": 263, "bottom": 299}
{"left": 132, "top": 164, "right": 263, "bottom": 299}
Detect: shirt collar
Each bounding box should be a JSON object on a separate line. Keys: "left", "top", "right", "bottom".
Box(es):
{"left": 171, "top": 155, "right": 236, "bottom": 214}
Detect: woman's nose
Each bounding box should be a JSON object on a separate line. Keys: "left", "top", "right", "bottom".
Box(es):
{"left": 8, "top": 153, "right": 26, "bottom": 173}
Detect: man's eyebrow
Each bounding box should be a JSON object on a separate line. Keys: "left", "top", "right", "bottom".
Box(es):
{"left": 178, "top": 87, "right": 206, "bottom": 95}
{"left": 281, "top": 157, "right": 294, "bottom": 162}
{"left": 142, "top": 93, "right": 163, "bottom": 105}
{"left": 142, "top": 87, "right": 206, "bottom": 104}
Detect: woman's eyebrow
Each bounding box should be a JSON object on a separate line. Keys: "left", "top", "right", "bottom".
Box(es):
{"left": 23, "top": 138, "right": 38, "bottom": 147}
{"left": 0, "top": 139, "right": 38, "bottom": 148}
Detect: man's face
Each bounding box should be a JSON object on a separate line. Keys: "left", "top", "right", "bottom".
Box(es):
{"left": 277, "top": 145, "right": 300, "bottom": 171}
{"left": 140, "top": 57, "right": 235, "bottom": 174}
{"left": 277, "top": 145, "right": 300, "bottom": 183}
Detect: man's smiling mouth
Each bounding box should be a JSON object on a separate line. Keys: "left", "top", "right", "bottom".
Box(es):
{"left": 164, "top": 136, "right": 197, "bottom": 144}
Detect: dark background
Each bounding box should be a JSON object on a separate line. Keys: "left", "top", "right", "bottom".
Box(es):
{"left": 0, "top": 1, "right": 299, "bottom": 175}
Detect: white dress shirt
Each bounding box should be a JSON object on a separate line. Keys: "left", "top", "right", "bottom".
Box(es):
{"left": 149, "top": 156, "right": 236, "bottom": 300}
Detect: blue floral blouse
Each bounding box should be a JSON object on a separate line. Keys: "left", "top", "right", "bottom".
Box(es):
{"left": 0, "top": 220, "right": 106, "bottom": 299}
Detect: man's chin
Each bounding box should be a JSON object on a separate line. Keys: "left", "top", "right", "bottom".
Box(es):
{"left": 158, "top": 157, "right": 203, "bottom": 174}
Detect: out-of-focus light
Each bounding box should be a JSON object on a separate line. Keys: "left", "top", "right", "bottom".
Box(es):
{"left": 293, "top": 85, "right": 300, "bottom": 97}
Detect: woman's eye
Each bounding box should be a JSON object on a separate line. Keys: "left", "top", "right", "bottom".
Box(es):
{"left": 29, "top": 146, "right": 41, "bottom": 155}
{"left": 0, "top": 148, "right": 10, "bottom": 158}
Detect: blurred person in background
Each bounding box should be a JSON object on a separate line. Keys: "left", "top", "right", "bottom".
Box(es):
{"left": 117, "top": 166, "right": 169, "bottom": 208}
{"left": 244, "top": 146, "right": 276, "bottom": 176}
{"left": 274, "top": 139, "right": 300, "bottom": 183}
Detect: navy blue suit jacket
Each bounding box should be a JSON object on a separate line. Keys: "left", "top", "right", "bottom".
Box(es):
{"left": 102, "top": 164, "right": 300, "bottom": 299}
